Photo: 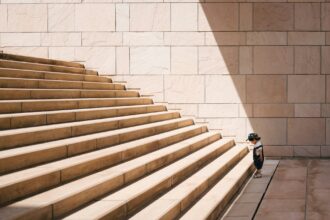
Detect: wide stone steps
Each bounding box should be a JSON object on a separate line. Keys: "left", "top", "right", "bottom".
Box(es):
{"left": 0, "top": 59, "right": 97, "bottom": 75}
{"left": 0, "top": 52, "right": 254, "bottom": 220}
{"left": 0, "top": 52, "right": 84, "bottom": 68}
{"left": 0, "top": 110, "right": 180, "bottom": 150}
{"left": 0, "top": 132, "right": 220, "bottom": 219}
{"left": 0, "top": 122, "right": 202, "bottom": 174}
{"left": 0, "top": 68, "right": 112, "bottom": 83}
{"left": 180, "top": 152, "right": 254, "bottom": 220}
{"left": 0, "top": 77, "right": 123, "bottom": 90}
{"left": 0, "top": 104, "right": 166, "bottom": 130}
{"left": 0, "top": 97, "right": 154, "bottom": 114}
{"left": 0, "top": 88, "right": 139, "bottom": 100}
{"left": 130, "top": 144, "right": 248, "bottom": 220}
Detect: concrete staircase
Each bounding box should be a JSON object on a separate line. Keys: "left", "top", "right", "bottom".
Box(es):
{"left": 0, "top": 52, "right": 255, "bottom": 220}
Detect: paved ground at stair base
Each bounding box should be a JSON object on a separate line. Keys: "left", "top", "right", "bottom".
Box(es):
{"left": 222, "top": 160, "right": 279, "bottom": 220}
{"left": 224, "top": 159, "right": 330, "bottom": 220}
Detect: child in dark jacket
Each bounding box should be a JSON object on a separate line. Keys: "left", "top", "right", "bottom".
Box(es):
{"left": 247, "top": 133, "right": 264, "bottom": 178}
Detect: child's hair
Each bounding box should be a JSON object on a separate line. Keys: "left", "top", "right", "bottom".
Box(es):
{"left": 247, "top": 133, "right": 261, "bottom": 141}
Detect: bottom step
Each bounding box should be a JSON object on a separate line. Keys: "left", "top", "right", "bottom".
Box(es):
{"left": 180, "top": 152, "right": 254, "bottom": 220}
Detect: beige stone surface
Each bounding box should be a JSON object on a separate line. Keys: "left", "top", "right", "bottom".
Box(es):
{"left": 171, "top": 47, "right": 198, "bottom": 75}
{"left": 288, "top": 32, "right": 325, "bottom": 45}
{"left": 130, "top": 3, "right": 170, "bottom": 31}
{"left": 264, "top": 146, "right": 294, "bottom": 157}
{"left": 247, "top": 75, "right": 287, "bottom": 103}
{"left": 123, "top": 32, "right": 163, "bottom": 46}
{"left": 164, "top": 32, "right": 204, "bottom": 46}
{"left": 239, "top": 3, "right": 252, "bottom": 31}
{"left": 288, "top": 118, "right": 325, "bottom": 145}
{"left": 253, "top": 104, "right": 294, "bottom": 117}
{"left": 116, "top": 4, "right": 129, "bottom": 32}
{"left": 0, "top": 5, "right": 8, "bottom": 32}
{"left": 49, "top": 47, "right": 75, "bottom": 61}
{"left": 288, "top": 75, "right": 325, "bottom": 103}
{"left": 0, "top": 33, "right": 41, "bottom": 47}
{"left": 41, "top": 33, "right": 81, "bottom": 47}
{"left": 247, "top": 32, "right": 287, "bottom": 45}
{"left": 294, "top": 46, "right": 321, "bottom": 74}
{"left": 295, "top": 104, "right": 321, "bottom": 117}
{"left": 7, "top": 4, "right": 47, "bottom": 32}
{"left": 171, "top": 3, "right": 197, "bottom": 31}
{"left": 116, "top": 47, "right": 130, "bottom": 75}
{"left": 322, "top": 46, "right": 330, "bottom": 74}
{"left": 295, "top": 3, "right": 321, "bottom": 31}
{"left": 239, "top": 46, "right": 253, "bottom": 74}
{"left": 254, "top": 46, "right": 294, "bottom": 74}
{"left": 83, "top": 32, "right": 122, "bottom": 46}
{"left": 322, "top": 3, "right": 330, "bottom": 30}
{"left": 253, "top": 3, "right": 294, "bottom": 31}
{"left": 198, "top": 3, "right": 239, "bottom": 31}
{"left": 199, "top": 46, "right": 239, "bottom": 75}
{"left": 48, "top": 4, "right": 74, "bottom": 32}
{"left": 75, "top": 4, "right": 115, "bottom": 31}
{"left": 130, "top": 47, "right": 170, "bottom": 75}
{"left": 294, "top": 146, "right": 321, "bottom": 157}
{"left": 205, "top": 32, "right": 246, "bottom": 46}
{"left": 198, "top": 104, "right": 239, "bottom": 118}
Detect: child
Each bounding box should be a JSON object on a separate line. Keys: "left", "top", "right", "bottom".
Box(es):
{"left": 247, "top": 133, "right": 264, "bottom": 178}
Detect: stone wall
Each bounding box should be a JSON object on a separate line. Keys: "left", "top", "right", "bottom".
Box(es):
{"left": 0, "top": 0, "right": 329, "bottom": 157}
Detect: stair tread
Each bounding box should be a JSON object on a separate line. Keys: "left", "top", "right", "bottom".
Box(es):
{"left": 0, "top": 97, "right": 151, "bottom": 103}
{"left": 0, "top": 124, "right": 206, "bottom": 187}
{"left": 0, "top": 53, "right": 84, "bottom": 68}
{"left": 0, "top": 104, "right": 164, "bottom": 118}
{"left": 0, "top": 110, "right": 178, "bottom": 136}
{"left": 180, "top": 151, "right": 253, "bottom": 220}
{"left": 0, "top": 117, "right": 193, "bottom": 159}
{"left": 63, "top": 138, "right": 233, "bottom": 220}
{"left": 0, "top": 88, "right": 131, "bottom": 92}
{"left": 0, "top": 132, "right": 220, "bottom": 219}
{"left": 130, "top": 145, "right": 248, "bottom": 220}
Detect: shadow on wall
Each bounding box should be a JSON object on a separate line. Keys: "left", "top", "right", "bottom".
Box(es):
{"left": 199, "top": 2, "right": 328, "bottom": 157}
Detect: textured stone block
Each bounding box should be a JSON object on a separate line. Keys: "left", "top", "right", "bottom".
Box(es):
{"left": 288, "top": 75, "right": 325, "bottom": 103}
{"left": 130, "top": 3, "right": 170, "bottom": 31}
{"left": 327, "top": 32, "right": 330, "bottom": 45}
{"left": 198, "top": 3, "right": 239, "bottom": 31}
{"left": 75, "top": 47, "right": 116, "bottom": 74}
{"left": 239, "top": 104, "right": 253, "bottom": 117}
{"left": 199, "top": 46, "right": 239, "bottom": 75}
{"left": 322, "top": 46, "right": 330, "bottom": 74}
{"left": 123, "top": 32, "right": 163, "bottom": 46}
{"left": 75, "top": 4, "right": 115, "bottom": 31}
{"left": 82, "top": 32, "right": 122, "bottom": 46}
{"left": 171, "top": 3, "right": 197, "bottom": 31}
{"left": 41, "top": 33, "right": 81, "bottom": 46}
{"left": 205, "top": 32, "right": 246, "bottom": 46}
{"left": 247, "top": 32, "right": 287, "bottom": 45}
{"left": 247, "top": 75, "right": 287, "bottom": 103}
{"left": 0, "top": 5, "right": 7, "bottom": 32}
{"left": 253, "top": 104, "right": 294, "bottom": 117}
{"left": 116, "top": 47, "right": 129, "bottom": 75}
{"left": 3, "top": 47, "right": 48, "bottom": 58}
{"left": 171, "top": 47, "right": 198, "bottom": 75}
{"left": 288, "top": 32, "right": 325, "bottom": 45}
{"left": 0, "top": 33, "right": 40, "bottom": 46}
{"left": 327, "top": 118, "right": 330, "bottom": 145}
{"left": 130, "top": 47, "right": 170, "bottom": 75}
{"left": 239, "top": 46, "right": 253, "bottom": 74}
{"left": 295, "top": 3, "right": 320, "bottom": 31}
{"left": 199, "top": 104, "right": 239, "bottom": 118}
{"left": 264, "top": 146, "right": 293, "bottom": 157}
{"left": 164, "top": 32, "right": 204, "bottom": 46}
{"left": 288, "top": 118, "right": 325, "bottom": 145}
{"left": 164, "top": 75, "right": 204, "bottom": 103}
{"left": 116, "top": 4, "right": 129, "bottom": 32}
{"left": 240, "top": 3, "right": 252, "bottom": 31}
{"left": 7, "top": 4, "right": 47, "bottom": 32}
{"left": 206, "top": 118, "right": 246, "bottom": 139}
{"left": 49, "top": 47, "right": 75, "bottom": 61}
{"left": 168, "top": 104, "right": 198, "bottom": 117}
{"left": 294, "top": 46, "right": 321, "bottom": 74}
{"left": 254, "top": 46, "right": 294, "bottom": 74}
{"left": 322, "top": 3, "right": 330, "bottom": 31}
{"left": 205, "top": 75, "right": 246, "bottom": 103}
{"left": 295, "top": 104, "right": 321, "bottom": 117}
{"left": 48, "top": 4, "right": 74, "bottom": 32}
{"left": 247, "top": 118, "right": 287, "bottom": 145}
{"left": 254, "top": 3, "right": 294, "bottom": 31}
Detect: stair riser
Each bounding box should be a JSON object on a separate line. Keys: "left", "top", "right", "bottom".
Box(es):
{"left": 0, "top": 60, "right": 96, "bottom": 75}
{"left": 0, "top": 78, "right": 124, "bottom": 90}
{"left": 0, "top": 68, "right": 112, "bottom": 83}
{"left": 0, "top": 132, "right": 219, "bottom": 212}
{"left": 0, "top": 112, "right": 180, "bottom": 150}
{"left": 0, "top": 53, "right": 84, "bottom": 68}
{"left": 0, "top": 119, "right": 195, "bottom": 175}
{"left": 0, "top": 98, "right": 153, "bottom": 114}
{"left": 159, "top": 149, "right": 250, "bottom": 220}
{"left": 0, "top": 90, "right": 139, "bottom": 100}
{"left": 207, "top": 164, "right": 255, "bottom": 220}
{"left": 0, "top": 105, "right": 166, "bottom": 130}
